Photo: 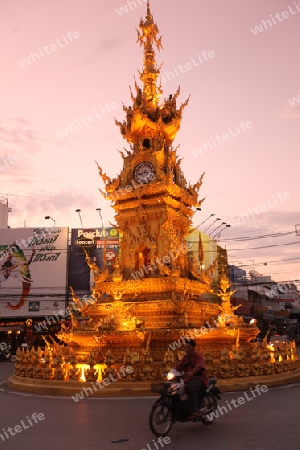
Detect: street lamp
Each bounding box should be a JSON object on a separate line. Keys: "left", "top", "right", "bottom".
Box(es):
{"left": 96, "top": 207, "right": 107, "bottom": 240}
{"left": 204, "top": 217, "right": 221, "bottom": 234}
{"left": 45, "top": 216, "right": 56, "bottom": 227}
{"left": 210, "top": 222, "right": 226, "bottom": 238}
{"left": 196, "top": 213, "right": 215, "bottom": 229}
{"left": 75, "top": 209, "right": 83, "bottom": 228}
{"left": 96, "top": 208, "right": 104, "bottom": 230}
{"left": 214, "top": 224, "right": 231, "bottom": 239}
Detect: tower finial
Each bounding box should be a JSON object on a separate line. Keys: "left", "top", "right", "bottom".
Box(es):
{"left": 146, "top": 0, "right": 151, "bottom": 18}
{"left": 136, "top": 1, "right": 162, "bottom": 108}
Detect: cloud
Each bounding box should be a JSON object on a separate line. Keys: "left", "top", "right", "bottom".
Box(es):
{"left": 281, "top": 103, "right": 300, "bottom": 119}
{"left": 225, "top": 210, "right": 300, "bottom": 238}
{"left": 0, "top": 118, "right": 41, "bottom": 181}
{"left": 0, "top": 115, "right": 46, "bottom": 154}
{"left": 7, "top": 189, "right": 105, "bottom": 228}
{"left": 224, "top": 210, "right": 300, "bottom": 268}
{"left": 97, "top": 38, "right": 124, "bottom": 54}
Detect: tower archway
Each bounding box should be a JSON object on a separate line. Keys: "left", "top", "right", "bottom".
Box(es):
{"left": 135, "top": 244, "right": 150, "bottom": 276}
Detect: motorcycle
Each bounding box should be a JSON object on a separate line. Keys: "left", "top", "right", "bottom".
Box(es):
{"left": 149, "top": 369, "right": 221, "bottom": 437}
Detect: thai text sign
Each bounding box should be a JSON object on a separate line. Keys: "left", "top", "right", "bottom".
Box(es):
{"left": 0, "top": 228, "right": 68, "bottom": 317}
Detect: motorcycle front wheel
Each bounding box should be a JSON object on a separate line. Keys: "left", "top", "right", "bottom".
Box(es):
{"left": 149, "top": 400, "right": 172, "bottom": 437}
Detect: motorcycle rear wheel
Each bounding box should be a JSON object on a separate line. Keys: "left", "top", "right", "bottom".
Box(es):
{"left": 199, "top": 392, "right": 218, "bottom": 423}
{"left": 149, "top": 401, "right": 172, "bottom": 437}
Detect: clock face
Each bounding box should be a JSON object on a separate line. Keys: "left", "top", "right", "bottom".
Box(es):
{"left": 133, "top": 161, "right": 155, "bottom": 184}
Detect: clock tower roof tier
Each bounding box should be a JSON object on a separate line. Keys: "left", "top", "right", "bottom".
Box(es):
{"left": 106, "top": 182, "right": 205, "bottom": 216}
{"left": 116, "top": 92, "right": 189, "bottom": 147}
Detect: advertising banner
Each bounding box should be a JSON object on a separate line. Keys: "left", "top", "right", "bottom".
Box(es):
{"left": 69, "top": 227, "right": 119, "bottom": 297}
{"left": 0, "top": 227, "right": 68, "bottom": 317}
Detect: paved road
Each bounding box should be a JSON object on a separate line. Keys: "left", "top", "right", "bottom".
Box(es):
{"left": 1, "top": 362, "right": 299, "bottom": 450}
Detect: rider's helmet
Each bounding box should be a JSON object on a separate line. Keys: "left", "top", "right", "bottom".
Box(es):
{"left": 185, "top": 338, "right": 196, "bottom": 348}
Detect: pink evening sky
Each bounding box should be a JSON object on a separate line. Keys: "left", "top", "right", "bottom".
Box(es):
{"left": 0, "top": 0, "right": 300, "bottom": 284}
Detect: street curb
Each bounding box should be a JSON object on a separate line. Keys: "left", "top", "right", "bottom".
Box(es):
{"left": 7, "top": 368, "right": 300, "bottom": 397}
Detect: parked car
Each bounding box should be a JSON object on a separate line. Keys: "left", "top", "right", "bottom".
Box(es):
{"left": 268, "top": 335, "right": 291, "bottom": 349}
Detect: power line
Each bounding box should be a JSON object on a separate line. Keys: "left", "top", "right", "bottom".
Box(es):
{"left": 227, "top": 240, "right": 300, "bottom": 251}
{"left": 222, "top": 230, "right": 295, "bottom": 242}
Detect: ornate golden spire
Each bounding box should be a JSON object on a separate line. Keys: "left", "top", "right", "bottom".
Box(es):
{"left": 136, "top": 1, "right": 162, "bottom": 108}
{"left": 115, "top": 1, "right": 190, "bottom": 147}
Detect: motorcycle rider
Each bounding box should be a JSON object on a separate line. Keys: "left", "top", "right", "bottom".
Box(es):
{"left": 175, "top": 338, "right": 212, "bottom": 422}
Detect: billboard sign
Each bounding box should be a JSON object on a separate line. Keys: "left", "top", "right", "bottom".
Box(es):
{"left": 0, "top": 227, "right": 68, "bottom": 317}
{"left": 69, "top": 227, "right": 119, "bottom": 297}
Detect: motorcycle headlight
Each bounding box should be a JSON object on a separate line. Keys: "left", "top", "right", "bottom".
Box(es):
{"left": 167, "top": 370, "right": 176, "bottom": 380}
{"left": 167, "top": 368, "right": 182, "bottom": 380}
